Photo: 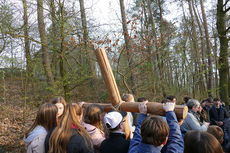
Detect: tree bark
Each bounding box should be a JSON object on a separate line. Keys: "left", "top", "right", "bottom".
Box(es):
{"left": 37, "top": 0, "right": 54, "bottom": 86}
{"left": 49, "top": 0, "right": 59, "bottom": 80}
{"left": 200, "top": 0, "right": 213, "bottom": 97}
{"left": 22, "top": 0, "right": 32, "bottom": 78}
{"left": 119, "top": 0, "right": 136, "bottom": 94}
{"left": 217, "top": 0, "right": 229, "bottom": 107}
{"left": 79, "top": 0, "right": 95, "bottom": 77}
{"left": 188, "top": 0, "right": 205, "bottom": 94}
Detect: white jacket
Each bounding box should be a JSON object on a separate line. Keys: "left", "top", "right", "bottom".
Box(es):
{"left": 24, "top": 125, "right": 47, "bottom": 153}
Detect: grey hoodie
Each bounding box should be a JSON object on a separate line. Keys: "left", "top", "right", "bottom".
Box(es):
{"left": 24, "top": 125, "right": 47, "bottom": 153}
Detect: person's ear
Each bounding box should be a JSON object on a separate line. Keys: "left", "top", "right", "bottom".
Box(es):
{"left": 119, "top": 122, "right": 123, "bottom": 129}
{"left": 162, "top": 137, "right": 168, "bottom": 146}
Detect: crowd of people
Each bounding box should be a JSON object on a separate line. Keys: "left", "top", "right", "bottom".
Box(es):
{"left": 23, "top": 95, "right": 230, "bottom": 153}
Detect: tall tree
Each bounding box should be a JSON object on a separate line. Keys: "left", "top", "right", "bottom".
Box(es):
{"left": 49, "top": 0, "right": 59, "bottom": 80}
{"left": 37, "top": 0, "right": 54, "bottom": 86}
{"left": 217, "top": 0, "right": 229, "bottom": 107}
{"left": 79, "top": 0, "right": 95, "bottom": 77}
{"left": 119, "top": 0, "right": 136, "bottom": 94}
{"left": 200, "top": 0, "right": 213, "bottom": 97}
{"left": 22, "top": 0, "right": 32, "bottom": 78}
{"left": 188, "top": 0, "right": 205, "bottom": 94}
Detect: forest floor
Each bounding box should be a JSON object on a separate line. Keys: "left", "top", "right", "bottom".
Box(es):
{"left": 0, "top": 102, "right": 37, "bottom": 153}
{"left": 0, "top": 78, "right": 38, "bottom": 153}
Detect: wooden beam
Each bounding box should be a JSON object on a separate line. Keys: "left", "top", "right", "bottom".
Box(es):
{"left": 95, "top": 48, "right": 121, "bottom": 106}
{"left": 94, "top": 48, "right": 188, "bottom": 120}
{"left": 82, "top": 102, "right": 188, "bottom": 120}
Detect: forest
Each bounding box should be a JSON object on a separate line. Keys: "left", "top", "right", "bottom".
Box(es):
{"left": 0, "top": 0, "right": 229, "bottom": 152}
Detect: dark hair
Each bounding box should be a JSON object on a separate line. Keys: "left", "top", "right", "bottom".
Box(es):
{"left": 213, "top": 98, "right": 220, "bottom": 102}
{"left": 141, "top": 116, "right": 169, "bottom": 147}
{"left": 206, "top": 97, "right": 213, "bottom": 103}
{"left": 25, "top": 103, "right": 58, "bottom": 138}
{"left": 161, "top": 99, "right": 171, "bottom": 104}
{"left": 166, "top": 95, "right": 176, "bottom": 101}
{"left": 184, "top": 96, "right": 191, "bottom": 104}
{"left": 84, "top": 104, "right": 103, "bottom": 130}
{"left": 137, "top": 97, "right": 147, "bottom": 102}
{"left": 184, "top": 131, "right": 224, "bottom": 153}
{"left": 207, "top": 125, "right": 224, "bottom": 144}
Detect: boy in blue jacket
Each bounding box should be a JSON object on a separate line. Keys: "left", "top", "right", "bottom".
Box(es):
{"left": 128, "top": 101, "right": 184, "bottom": 153}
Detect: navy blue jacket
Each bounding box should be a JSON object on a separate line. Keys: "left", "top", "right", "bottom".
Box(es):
{"left": 100, "top": 132, "right": 129, "bottom": 153}
{"left": 209, "top": 105, "right": 228, "bottom": 126}
{"left": 128, "top": 112, "right": 184, "bottom": 153}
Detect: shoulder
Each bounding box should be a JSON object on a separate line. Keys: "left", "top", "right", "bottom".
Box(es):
{"left": 29, "top": 133, "right": 47, "bottom": 153}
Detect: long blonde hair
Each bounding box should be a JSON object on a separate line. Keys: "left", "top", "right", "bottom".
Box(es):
{"left": 49, "top": 103, "right": 93, "bottom": 153}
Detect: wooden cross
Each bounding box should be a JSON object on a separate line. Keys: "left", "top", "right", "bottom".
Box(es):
{"left": 83, "top": 48, "right": 188, "bottom": 120}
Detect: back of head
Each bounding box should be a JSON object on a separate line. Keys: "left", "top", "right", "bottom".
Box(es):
{"left": 184, "top": 96, "right": 192, "bottom": 104}
{"left": 122, "top": 94, "right": 134, "bottom": 102}
{"left": 25, "top": 103, "right": 57, "bottom": 138}
{"left": 207, "top": 125, "right": 224, "bottom": 144}
{"left": 213, "top": 98, "right": 220, "bottom": 102}
{"left": 141, "top": 116, "right": 169, "bottom": 147}
{"left": 84, "top": 104, "right": 103, "bottom": 130}
{"left": 137, "top": 97, "right": 147, "bottom": 102}
{"left": 187, "top": 99, "right": 200, "bottom": 109}
{"left": 161, "top": 99, "right": 171, "bottom": 104}
{"left": 49, "top": 103, "right": 92, "bottom": 153}
{"left": 184, "top": 131, "right": 224, "bottom": 153}
{"left": 104, "top": 111, "right": 127, "bottom": 131}
{"left": 166, "top": 95, "right": 176, "bottom": 101}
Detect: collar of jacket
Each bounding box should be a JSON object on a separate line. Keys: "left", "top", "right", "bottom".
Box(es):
{"left": 109, "top": 132, "right": 126, "bottom": 138}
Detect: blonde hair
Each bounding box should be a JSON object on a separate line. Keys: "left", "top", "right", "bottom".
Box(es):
{"left": 25, "top": 103, "right": 57, "bottom": 138}
{"left": 49, "top": 103, "right": 93, "bottom": 153}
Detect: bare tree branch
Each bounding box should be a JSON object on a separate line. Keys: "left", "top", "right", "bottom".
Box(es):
{"left": 224, "top": 0, "right": 229, "bottom": 7}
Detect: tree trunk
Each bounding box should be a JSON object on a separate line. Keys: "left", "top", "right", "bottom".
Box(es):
{"left": 49, "top": 0, "right": 59, "bottom": 80}
{"left": 191, "top": 0, "right": 207, "bottom": 93}
{"left": 188, "top": 0, "right": 205, "bottom": 94}
{"left": 22, "top": 0, "right": 32, "bottom": 78}
{"left": 217, "top": 0, "right": 229, "bottom": 107}
{"left": 119, "top": 0, "right": 136, "bottom": 94}
{"left": 79, "top": 0, "right": 95, "bottom": 76}
{"left": 212, "top": 27, "right": 219, "bottom": 97}
{"left": 58, "top": 1, "right": 70, "bottom": 101}
{"left": 200, "top": 0, "right": 213, "bottom": 97}
{"left": 37, "top": 0, "right": 54, "bottom": 86}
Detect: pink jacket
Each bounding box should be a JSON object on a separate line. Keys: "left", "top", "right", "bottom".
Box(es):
{"left": 82, "top": 122, "right": 105, "bottom": 148}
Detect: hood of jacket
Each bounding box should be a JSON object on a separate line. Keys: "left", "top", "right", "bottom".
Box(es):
{"left": 82, "top": 122, "right": 97, "bottom": 135}
{"left": 24, "top": 125, "right": 47, "bottom": 145}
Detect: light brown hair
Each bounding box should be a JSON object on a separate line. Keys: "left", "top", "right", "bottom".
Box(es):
{"left": 49, "top": 103, "right": 93, "bottom": 153}
{"left": 25, "top": 103, "right": 57, "bottom": 138}
{"left": 84, "top": 104, "right": 103, "bottom": 130}
{"left": 51, "top": 96, "right": 67, "bottom": 106}
{"left": 207, "top": 125, "right": 224, "bottom": 144}
{"left": 122, "top": 94, "right": 134, "bottom": 102}
{"left": 184, "top": 131, "right": 224, "bottom": 153}
{"left": 141, "top": 116, "right": 169, "bottom": 147}
{"left": 51, "top": 96, "right": 67, "bottom": 121}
